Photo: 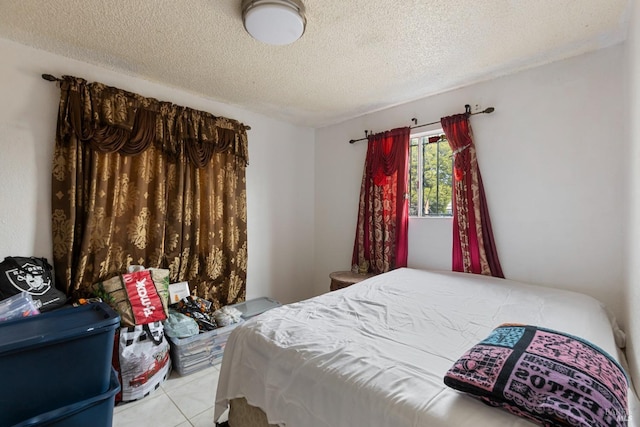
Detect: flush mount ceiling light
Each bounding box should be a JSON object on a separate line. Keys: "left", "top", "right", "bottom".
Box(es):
{"left": 242, "top": 0, "right": 306, "bottom": 45}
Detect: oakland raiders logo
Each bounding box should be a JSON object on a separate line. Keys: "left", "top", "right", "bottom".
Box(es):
{"left": 4, "top": 262, "right": 51, "bottom": 295}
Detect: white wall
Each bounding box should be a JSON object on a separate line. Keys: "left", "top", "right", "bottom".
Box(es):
{"left": 0, "top": 33, "right": 634, "bottom": 359}
{"left": 314, "top": 45, "right": 628, "bottom": 325}
{"left": 0, "top": 23, "right": 636, "bottom": 388}
{"left": 0, "top": 38, "right": 316, "bottom": 305}
{"left": 625, "top": 0, "right": 640, "bottom": 393}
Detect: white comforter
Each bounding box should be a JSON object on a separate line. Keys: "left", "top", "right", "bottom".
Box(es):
{"left": 215, "top": 268, "right": 623, "bottom": 426}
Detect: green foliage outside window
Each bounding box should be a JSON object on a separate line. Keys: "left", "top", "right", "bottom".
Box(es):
{"left": 409, "top": 134, "right": 453, "bottom": 217}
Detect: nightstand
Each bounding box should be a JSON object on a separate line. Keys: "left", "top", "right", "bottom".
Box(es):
{"left": 329, "top": 270, "right": 375, "bottom": 291}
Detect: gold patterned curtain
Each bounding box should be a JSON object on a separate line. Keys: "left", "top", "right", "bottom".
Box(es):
{"left": 51, "top": 76, "right": 249, "bottom": 308}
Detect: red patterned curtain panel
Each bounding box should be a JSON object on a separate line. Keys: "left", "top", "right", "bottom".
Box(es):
{"left": 51, "top": 76, "right": 249, "bottom": 308}
{"left": 352, "top": 127, "right": 410, "bottom": 274}
{"left": 440, "top": 114, "right": 503, "bottom": 277}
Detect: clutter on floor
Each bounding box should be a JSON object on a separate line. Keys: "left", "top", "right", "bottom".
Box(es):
{"left": 95, "top": 266, "right": 173, "bottom": 404}
{"left": 0, "top": 257, "right": 283, "bottom": 423}
{"left": 167, "top": 297, "right": 282, "bottom": 376}
{"left": 92, "top": 265, "right": 282, "bottom": 397}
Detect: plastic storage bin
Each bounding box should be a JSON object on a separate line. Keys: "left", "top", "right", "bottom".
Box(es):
{"left": 168, "top": 320, "right": 243, "bottom": 376}
{"left": 230, "top": 297, "right": 281, "bottom": 319}
{"left": 0, "top": 302, "right": 120, "bottom": 427}
{"left": 0, "top": 291, "right": 40, "bottom": 321}
{"left": 167, "top": 298, "right": 281, "bottom": 376}
{"left": 14, "top": 368, "right": 121, "bottom": 427}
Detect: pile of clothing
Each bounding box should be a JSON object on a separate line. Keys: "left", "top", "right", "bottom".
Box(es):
{"left": 168, "top": 295, "right": 242, "bottom": 335}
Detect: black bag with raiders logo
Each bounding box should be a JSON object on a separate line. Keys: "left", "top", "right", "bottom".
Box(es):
{"left": 0, "top": 256, "right": 67, "bottom": 312}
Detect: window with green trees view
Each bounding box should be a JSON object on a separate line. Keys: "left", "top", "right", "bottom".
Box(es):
{"left": 408, "top": 131, "right": 453, "bottom": 217}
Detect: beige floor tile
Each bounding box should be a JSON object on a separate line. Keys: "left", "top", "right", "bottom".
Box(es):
{"left": 113, "top": 386, "right": 165, "bottom": 414}
{"left": 160, "top": 364, "right": 216, "bottom": 393}
{"left": 165, "top": 367, "right": 221, "bottom": 419}
{"left": 189, "top": 406, "right": 216, "bottom": 427}
{"left": 113, "top": 360, "right": 224, "bottom": 425}
{"left": 112, "top": 391, "right": 188, "bottom": 427}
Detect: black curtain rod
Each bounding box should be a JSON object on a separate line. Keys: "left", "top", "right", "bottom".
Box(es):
{"left": 41, "top": 74, "right": 252, "bottom": 131}
{"left": 348, "top": 104, "right": 495, "bottom": 144}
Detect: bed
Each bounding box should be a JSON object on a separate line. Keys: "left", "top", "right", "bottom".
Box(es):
{"left": 214, "top": 268, "right": 634, "bottom": 426}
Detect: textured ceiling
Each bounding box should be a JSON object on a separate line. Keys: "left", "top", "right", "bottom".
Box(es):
{"left": 0, "top": 0, "right": 631, "bottom": 128}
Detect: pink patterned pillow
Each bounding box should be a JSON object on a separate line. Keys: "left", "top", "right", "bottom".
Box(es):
{"left": 444, "top": 325, "right": 629, "bottom": 427}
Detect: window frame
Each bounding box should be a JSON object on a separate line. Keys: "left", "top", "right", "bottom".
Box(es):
{"left": 409, "top": 128, "right": 453, "bottom": 218}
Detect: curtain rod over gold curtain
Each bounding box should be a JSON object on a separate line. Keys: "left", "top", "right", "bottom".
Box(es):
{"left": 42, "top": 74, "right": 251, "bottom": 166}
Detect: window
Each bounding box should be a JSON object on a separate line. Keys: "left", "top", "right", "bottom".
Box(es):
{"left": 408, "top": 130, "right": 453, "bottom": 217}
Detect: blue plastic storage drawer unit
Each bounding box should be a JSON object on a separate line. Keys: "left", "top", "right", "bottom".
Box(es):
{"left": 13, "top": 368, "right": 121, "bottom": 427}
{"left": 0, "top": 302, "right": 120, "bottom": 427}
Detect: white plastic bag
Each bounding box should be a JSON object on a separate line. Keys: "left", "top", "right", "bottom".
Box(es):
{"left": 115, "top": 321, "right": 171, "bottom": 402}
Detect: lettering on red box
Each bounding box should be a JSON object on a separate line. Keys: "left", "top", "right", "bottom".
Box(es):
{"left": 123, "top": 270, "right": 166, "bottom": 324}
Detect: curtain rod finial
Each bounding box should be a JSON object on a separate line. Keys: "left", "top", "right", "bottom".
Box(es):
{"left": 42, "top": 74, "right": 59, "bottom": 82}
{"left": 484, "top": 107, "right": 495, "bottom": 114}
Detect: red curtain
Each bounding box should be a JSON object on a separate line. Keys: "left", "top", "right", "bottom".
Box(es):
{"left": 352, "top": 127, "right": 410, "bottom": 274}
{"left": 441, "top": 114, "right": 504, "bottom": 278}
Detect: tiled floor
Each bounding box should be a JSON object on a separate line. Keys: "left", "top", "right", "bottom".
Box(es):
{"left": 113, "top": 364, "right": 226, "bottom": 427}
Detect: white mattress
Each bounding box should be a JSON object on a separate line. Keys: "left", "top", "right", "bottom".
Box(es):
{"left": 214, "top": 268, "right": 624, "bottom": 427}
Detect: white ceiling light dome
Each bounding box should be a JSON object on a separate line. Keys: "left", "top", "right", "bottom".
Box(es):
{"left": 242, "top": 0, "right": 306, "bottom": 45}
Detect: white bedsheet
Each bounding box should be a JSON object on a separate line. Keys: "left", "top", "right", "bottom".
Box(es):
{"left": 215, "top": 268, "right": 623, "bottom": 427}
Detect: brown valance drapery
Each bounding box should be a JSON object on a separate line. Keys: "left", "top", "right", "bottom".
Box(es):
{"left": 52, "top": 76, "right": 249, "bottom": 308}
{"left": 56, "top": 76, "right": 249, "bottom": 166}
